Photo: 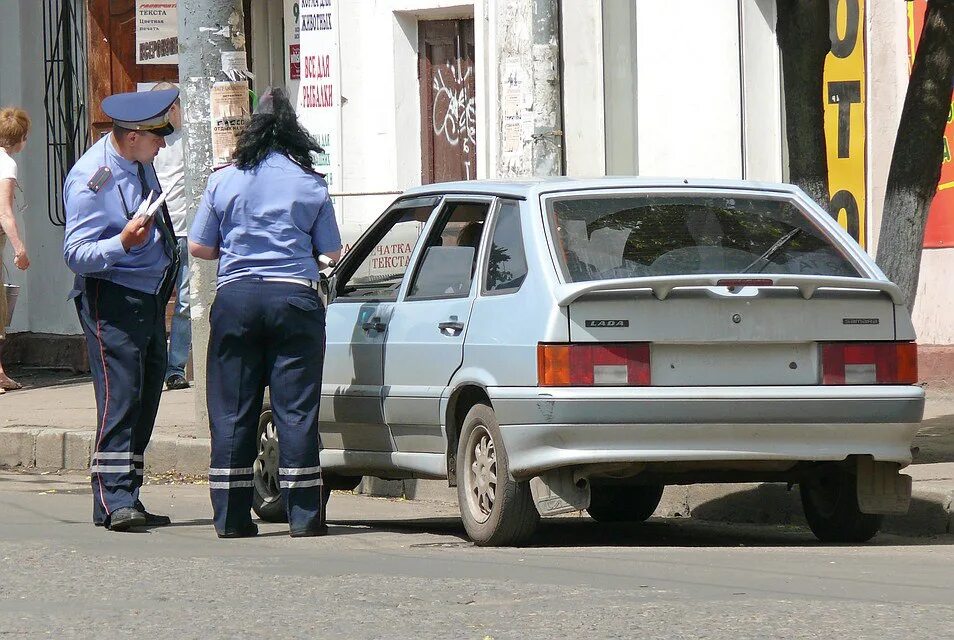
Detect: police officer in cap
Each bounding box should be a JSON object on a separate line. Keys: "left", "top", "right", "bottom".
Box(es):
{"left": 189, "top": 87, "right": 341, "bottom": 538}
{"left": 63, "top": 88, "right": 181, "bottom": 531}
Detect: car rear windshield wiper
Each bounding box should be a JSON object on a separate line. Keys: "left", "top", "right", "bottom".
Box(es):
{"left": 742, "top": 228, "right": 802, "bottom": 273}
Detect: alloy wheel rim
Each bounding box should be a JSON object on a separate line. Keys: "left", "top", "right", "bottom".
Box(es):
{"left": 254, "top": 413, "right": 281, "bottom": 501}
{"left": 464, "top": 425, "right": 498, "bottom": 524}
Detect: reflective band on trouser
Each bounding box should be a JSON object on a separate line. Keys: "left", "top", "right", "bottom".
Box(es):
{"left": 133, "top": 454, "right": 144, "bottom": 477}
{"left": 91, "top": 451, "right": 136, "bottom": 475}
{"left": 279, "top": 466, "right": 322, "bottom": 489}
{"left": 208, "top": 467, "right": 254, "bottom": 490}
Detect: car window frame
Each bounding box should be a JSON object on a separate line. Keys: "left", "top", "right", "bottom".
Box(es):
{"left": 330, "top": 195, "right": 442, "bottom": 304}
{"left": 480, "top": 198, "right": 529, "bottom": 297}
{"left": 539, "top": 187, "right": 874, "bottom": 285}
{"left": 400, "top": 195, "right": 497, "bottom": 304}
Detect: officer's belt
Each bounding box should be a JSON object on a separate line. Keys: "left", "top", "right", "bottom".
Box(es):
{"left": 259, "top": 277, "right": 320, "bottom": 290}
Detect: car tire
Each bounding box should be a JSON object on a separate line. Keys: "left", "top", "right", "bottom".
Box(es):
{"left": 800, "top": 466, "right": 882, "bottom": 543}
{"left": 456, "top": 403, "right": 539, "bottom": 546}
{"left": 586, "top": 484, "right": 664, "bottom": 523}
{"left": 252, "top": 402, "right": 353, "bottom": 523}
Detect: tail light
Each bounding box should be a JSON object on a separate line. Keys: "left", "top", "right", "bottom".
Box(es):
{"left": 538, "top": 343, "right": 651, "bottom": 387}
{"left": 821, "top": 342, "right": 918, "bottom": 385}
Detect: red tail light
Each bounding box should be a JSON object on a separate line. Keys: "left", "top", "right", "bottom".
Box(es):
{"left": 821, "top": 342, "right": 918, "bottom": 385}
{"left": 538, "top": 343, "right": 651, "bottom": 387}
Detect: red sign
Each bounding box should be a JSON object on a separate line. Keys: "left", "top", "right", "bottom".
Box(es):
{"left": 289, "top": 44, "right": 301, "bottom": 80}
{"left": 909, "top": 1, "right": 954, "bottom": 248}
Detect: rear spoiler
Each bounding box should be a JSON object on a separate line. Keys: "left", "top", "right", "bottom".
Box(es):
{"left": 555, "top": 274, "right": 904, "bottom": 306}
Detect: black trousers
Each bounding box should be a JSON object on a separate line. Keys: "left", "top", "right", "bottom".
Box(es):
{"left": 75, "top": 278, "right": 166, "bottom": 525}
{"left": 206, "top": 279, "right": 326, "bottom": 535}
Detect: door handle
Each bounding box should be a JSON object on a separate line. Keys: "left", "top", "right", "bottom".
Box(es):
{"left": 362, "top": 317, "right": 387, "bottom": 333}
{"left": 438, "top": 321, "right": 465, "bottom": 336}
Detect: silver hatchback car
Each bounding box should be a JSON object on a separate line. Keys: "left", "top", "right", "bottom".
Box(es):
{"left": 253, "top": 178, "right": 925, "bottom": 546}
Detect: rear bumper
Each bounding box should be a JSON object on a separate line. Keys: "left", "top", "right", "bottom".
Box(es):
{"left": 487, "top": 386, "right": 925, "bottom": 478}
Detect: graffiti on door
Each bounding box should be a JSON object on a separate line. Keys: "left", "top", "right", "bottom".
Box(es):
{"left": 432, "top": 62, "right": 476, "bottom": 172}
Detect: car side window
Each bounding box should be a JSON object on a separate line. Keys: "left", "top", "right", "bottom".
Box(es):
{"left": 483, "top": 199, "right": 528, "bottom": 294}
{"left": 407, "top": 201, "right": 491, "bottom": 300}
{"left": 334, "top": 201, "right": 435, "bottom": 301}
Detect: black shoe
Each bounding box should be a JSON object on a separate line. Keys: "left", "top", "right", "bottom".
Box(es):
{"left": 107, "top": 507, "right": 147, "bottom": 532}
{"left": 135, "top": 502, "right": 172, "bottom": 527}
{"left": 289, "top": 524, "right": 329, "bottom": 538}
{"left": 217, "top": 523, "right": 259, "bottom": 539}
{"left": 165, "top": 374, "right": 190, "bottom": 390}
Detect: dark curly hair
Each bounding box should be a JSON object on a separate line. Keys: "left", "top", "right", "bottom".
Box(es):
{"left": 232, "top": 87, "right": 324, "bottom": 171}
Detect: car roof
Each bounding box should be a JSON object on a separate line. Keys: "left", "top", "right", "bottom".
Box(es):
{"left": 401, "top": 177, "right": 805, "bottom": 201}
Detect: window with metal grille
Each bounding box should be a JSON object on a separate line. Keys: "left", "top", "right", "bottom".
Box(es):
{"left": 42, "top": 0, "right": 89, "bottom": 227}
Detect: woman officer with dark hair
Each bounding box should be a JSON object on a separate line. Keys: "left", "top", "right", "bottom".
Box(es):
{"left": 189, "top": 87, "right": 342, "bottom": 539}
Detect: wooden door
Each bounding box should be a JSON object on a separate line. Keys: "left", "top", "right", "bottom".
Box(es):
{"left": 418, "top": 19, "right": 476, "bottom": 184}
{"left": 86, "top": 0, "right": 179, "bottom": 138}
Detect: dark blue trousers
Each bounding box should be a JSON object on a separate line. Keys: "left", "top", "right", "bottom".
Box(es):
{"left": 75, "top": 279, "right": 166, "bottom": 525}
{"left": 207, "top": 279, "right": 326, "bottom": 535}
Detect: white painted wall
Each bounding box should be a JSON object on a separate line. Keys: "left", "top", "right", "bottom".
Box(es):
{"left": 635, "top": 0, "right": 744, "bottom": 179}
{"left": 561, "top": 0, "right": 605, "bottom": 177}
{"left": 740, "top": 0, "right": 783, "bottom": 182}
{"left": 0, "top": 0, "right": 81, "bottom": 337}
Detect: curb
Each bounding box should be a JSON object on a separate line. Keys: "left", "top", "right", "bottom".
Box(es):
{"left": 2, "top": 426, "right": 952, "bottom": 538}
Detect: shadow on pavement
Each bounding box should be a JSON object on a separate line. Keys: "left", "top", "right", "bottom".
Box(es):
{"left": 4, "top": 366, "right": 92, "bottom": 391}
{"left": 912, "top": 413, "right": 954, "bottom": 464}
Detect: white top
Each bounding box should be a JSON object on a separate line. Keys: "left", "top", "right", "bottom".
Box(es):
{"left": 0, "top": 148, "right": 17, "bottom": 183}
{"left": 0, "top": 148, "right": 17, "bottom": 239}
{"left": 152, "top": 130, "right": 187, "bottom": 237}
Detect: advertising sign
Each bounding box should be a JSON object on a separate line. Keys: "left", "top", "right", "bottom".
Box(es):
{"left": 294, "top": 0, "right": 342, "bottom": 200}
{"left": 908, "top": 0, "right": 954, "bottom": 248}
{"left": 210, "top": 81, "right": 250, "bottom": 168}
{"left": 823, "top": 0, "right": 867, "bottom": 248}
{"left": 135, "top": 0, "right": 178, "bottom": 65}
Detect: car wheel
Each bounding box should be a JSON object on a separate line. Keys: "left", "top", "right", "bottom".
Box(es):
{"left": 253, "top": 403, "right": 346, "bottom": 523}
{"left": 586, "top": 484, "right": 664, "bottom": 523}
{"left": 800, "top": 466, "right": 882, "bottom": 543}
{"left": 253, "top": 404, "right": 288, "bottom": 523}
{"left": 456, "top": 403, "right": 539, "bottom": 546}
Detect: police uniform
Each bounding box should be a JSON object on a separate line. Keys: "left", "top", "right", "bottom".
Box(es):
{"left": 63, "top": 89, "right": 181, "bottom": 531}
{"left": 190, "top": 151, "right": 341, "bottom": 538}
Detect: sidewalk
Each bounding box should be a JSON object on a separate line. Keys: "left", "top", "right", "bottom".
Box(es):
{"left": 2, "top": 367, "right": 953, "bottom": 537}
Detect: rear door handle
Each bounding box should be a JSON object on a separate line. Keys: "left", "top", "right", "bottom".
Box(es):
{"left": 362, "top": 317, "right": 387, "bottom": 333}
{"left": 438, "top": 321, "right": 465, "bottom": 336}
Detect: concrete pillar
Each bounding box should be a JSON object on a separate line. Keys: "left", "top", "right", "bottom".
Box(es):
{"left": 495, "top": 0, "right": 564, "bottom": 177}
{"left": 176, "top": 0, "right": 247, "bottom": 435}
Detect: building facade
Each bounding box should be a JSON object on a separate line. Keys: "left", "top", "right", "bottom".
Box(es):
{"left": 0, "top": 0, "right": 951, "bottom": 378}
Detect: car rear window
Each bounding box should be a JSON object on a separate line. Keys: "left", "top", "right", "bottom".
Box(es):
{"left": 547, "top": 193, "right": 861, "bottom": 282}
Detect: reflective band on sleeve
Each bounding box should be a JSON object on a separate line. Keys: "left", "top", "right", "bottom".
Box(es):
{"left": 279, "top": 466, "right": 322, "bottom": 476}
{"left": 279, "top": 478, "right": 323, "bottom": 489}
{"left": 209, "top": 480, "right": 254, "bottom": 490}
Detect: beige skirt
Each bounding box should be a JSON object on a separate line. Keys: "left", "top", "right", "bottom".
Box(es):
{"left": 0, "top": 234, "right": 7, "bottom": 338}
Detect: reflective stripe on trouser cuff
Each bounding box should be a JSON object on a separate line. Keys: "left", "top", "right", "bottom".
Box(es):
{"left": 209, "top": 467, "right": 254, "bottom": 476}
{"left": 90, "top": 464, "right": 135, "bottom": 473}
{"left": 278, "top": 466, "right": 322, "bottom": 476}
{"left": 279, "top": 478, "right": 323, "bottom": 489}
{"left": 93, "top": 452, "right": 134, "bottom": 461}
{"left": 209, "top": 480, "right": 254, "bottom": 490}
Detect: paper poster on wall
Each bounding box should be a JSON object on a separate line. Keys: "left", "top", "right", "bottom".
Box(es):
{"left": 295, "top": 0, "right": 342, "bottom": 204}
{"left": 210, "top": 81, "right": 250, "bottom": 168}
{"left": 909, "top": 0, "right": 954, "bottom": 249}
{"left": 136, "top": 0, "right": 179, "bottom": 65}
{"left": 823, "top": 0, "right": 867, "bottom": 249}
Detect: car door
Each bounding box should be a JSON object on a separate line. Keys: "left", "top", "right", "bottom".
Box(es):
{"left": 320, "top": 196, "right": 438, "bottom": 452}
{"left": 382, "top": 197, "right": 494, "bottom": 454}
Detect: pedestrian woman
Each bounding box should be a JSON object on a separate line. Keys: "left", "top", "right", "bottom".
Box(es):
{"left": 0, "top": 107, "right": 31, "bottom": 394}
{"left": 189, "top": 88, "right": 342, "bottom": 539}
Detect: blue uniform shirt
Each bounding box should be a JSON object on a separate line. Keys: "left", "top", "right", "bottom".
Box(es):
{"left": 63, "top": 134, "right": 170, "bottom": 295}
{"left": 190, "top": 152, "right": 342, "bottom": 287}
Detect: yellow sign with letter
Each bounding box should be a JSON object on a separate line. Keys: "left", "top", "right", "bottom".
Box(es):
{"left": 823, "top": 0, "right": 867, "bottom": 248}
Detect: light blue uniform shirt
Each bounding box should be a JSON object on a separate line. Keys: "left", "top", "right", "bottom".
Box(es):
{"left": 63, "top": 134, "right": 170, "bottom": 295}
{"left": 190, "top": 152, "right": 342, "bottom": 287}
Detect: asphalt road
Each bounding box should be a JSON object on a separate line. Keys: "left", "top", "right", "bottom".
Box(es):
{"left": 0, "top": 471, "right": 952, "bottom": 639}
